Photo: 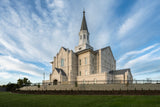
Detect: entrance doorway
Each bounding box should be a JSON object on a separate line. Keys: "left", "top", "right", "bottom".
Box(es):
{"left": 53, "top": 79, "right": 58, "bottom": 85}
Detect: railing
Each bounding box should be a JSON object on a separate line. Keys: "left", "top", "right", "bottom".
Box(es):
{"left": 30, "top": 80, "right": 160, "bottom": 86}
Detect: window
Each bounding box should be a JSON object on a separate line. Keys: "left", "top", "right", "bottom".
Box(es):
{"left": 80, "top": 35, "right": 82, "bottom": 39}
{"left": 79, "top": 71, "right": 81, "bottom": 76}
{"left": 83, "top": 80, "right": 85, "bottom": 84}
{"left": 83, "top": 35, "right": 85, "bottom": 39}
{"left": 85, "top": 57, "right": 87, "bottom": 64}
{"left": 79, "top": 59, "right": 81, "bottom": 65}
{"left": 85, "top": 70, "right": 87, "bottom": 75}
{"left": 61, "top": 58, "right": 64, "bottom": 67}
{"left": 94, "top": 78, "right": 97, "bottom": 84}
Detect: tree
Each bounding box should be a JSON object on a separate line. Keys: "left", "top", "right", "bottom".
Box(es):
{"left": 17, "top": 79, "right": 23, "bottom": 88}
{"left": 6, "top": 82, "right": 18, "bottom": 91}
{"left": 23, "top": 77, "right": 31, "bottom": 86}
{"left": 5, "top": 78, "right": 32, "bottom": 92}
{"left": 17, "top": 77, "right": 31, "bottom": 88}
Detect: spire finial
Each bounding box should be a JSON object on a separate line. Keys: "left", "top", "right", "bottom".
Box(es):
{"left": 83, "top": 8, "right": 85, "bottom": 15}
{"left": 80, "top": 9, "right": 88, "bottom": 31}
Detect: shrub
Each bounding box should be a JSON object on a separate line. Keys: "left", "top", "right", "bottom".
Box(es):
{"left": 38, "top": 83, "right": 40, "bottom": 88}
{"left": 6, "top": 83, "right": 18, "bottom": 91}
{"left": 75, "top": 81, "right": 78, "bottom": 87}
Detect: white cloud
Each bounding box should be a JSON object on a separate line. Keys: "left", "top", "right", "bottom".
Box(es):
{"left": 0, "top": 0, "right": 70, "bottom": 63}
{"left": 94, "top": 31, "right": 110, "bottom": 49}
{"left": 123, "top": 46, "right": 160, "bottom": 68}
{"left": 0, "top": 0, "right": 77, "bottom": 84}
{"left": 134, "top": 66, "right": 160, "bottom": 76}
{"left": 117, "top": 0, "right": 158, "bottom": 38}
{"left": 0, "top": 71, "right": 28, "bottom": 80}
{"left": 117, "top": 43, "right": 159, "bottom": 65}
{"left": 0, "top": 55, "right": 44, "bottom": 76}
{"left": 118, "top": 10, "right": 143, "bottom": 37}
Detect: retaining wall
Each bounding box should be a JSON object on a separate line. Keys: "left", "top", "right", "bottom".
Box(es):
{"left": 20, "top": 84, "right": 160, "bottom": 91}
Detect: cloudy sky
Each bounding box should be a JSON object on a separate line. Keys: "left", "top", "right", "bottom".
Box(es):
{"left": 0, "top": 0, "right": 160, "bottom": 85}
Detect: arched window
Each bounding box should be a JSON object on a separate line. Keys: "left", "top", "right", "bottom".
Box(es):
{"left": 61, "top": 58, "right": 64, "bottom": 67}
{"left": 83, "top": 35, "right": 85, "bottom": 39}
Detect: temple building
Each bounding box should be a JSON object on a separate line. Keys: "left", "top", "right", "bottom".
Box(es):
{"left": 46, "top": 11, "right": 133, "bottom": 85}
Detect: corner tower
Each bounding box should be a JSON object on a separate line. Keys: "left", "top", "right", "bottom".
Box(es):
{"left": 75, "top": 11, "right": 93, "bottom": 52}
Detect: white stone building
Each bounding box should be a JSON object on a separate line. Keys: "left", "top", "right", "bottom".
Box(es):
{"left": 45, "top": 11, "right": 133, "bottom": 85}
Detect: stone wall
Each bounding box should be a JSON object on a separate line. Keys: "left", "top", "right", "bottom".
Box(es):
{"left": 100, "top": 47, "right": 116, "bottom": 73}
{"left": 20, "top": 84, "right": 160, "bottom": 91}
{"left": 78, "top": 51, "right": 90, "bottom": 76}
{"left": 77, "top": 73, "right": 107, "bottom": 83}
{"left": 50, "top": 47, "right": 78, "bottom": 83}
{"left": 70, "top": 50, "right": 78, "bottom": 82}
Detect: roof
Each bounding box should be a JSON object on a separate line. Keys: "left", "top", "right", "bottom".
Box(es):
{"left": 55, "top": 68, "right": 66, "bottom": 76}
{"left": 95, "top": 46, "right": 116, "bottom": 61}
{"left": 95, "top": 46, "right": 110, "bottom": 52}
{"left": 80, "top": 11, "right": 88, "bottom": 31}
{"left": 76, "top": 48, "right": 96, "bottom": 55}
{"left": 109, "top": 69, "right": 130, "bottom": 75}
{"left": 62, "top": 47, "right": 67, "bottom": 51}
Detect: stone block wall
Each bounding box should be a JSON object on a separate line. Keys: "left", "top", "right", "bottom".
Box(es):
{"left": 20, "top": 84, "right": 160, "bottom": 91}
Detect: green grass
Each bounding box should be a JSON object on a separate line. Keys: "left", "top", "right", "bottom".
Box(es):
{"left": 0, "top": 92, "right": 160, "bottom": 107}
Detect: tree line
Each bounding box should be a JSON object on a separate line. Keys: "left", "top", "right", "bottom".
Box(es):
{"left": 1, "top": 77, "right": 31, "bottom": 91}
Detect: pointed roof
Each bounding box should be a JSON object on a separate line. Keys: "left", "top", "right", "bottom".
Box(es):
{"left": 109, "top": 69, "right": 131, "bottom": 75}
{"left": 55, "top": 68, "right": 66, "bottom": 76}
{"left": 80, "top": 10, "right": 88, "bottom": 31}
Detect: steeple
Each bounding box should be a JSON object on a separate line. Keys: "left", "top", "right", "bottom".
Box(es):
{"left": 75, "top": 10, "right": 93, "bottom": 52}
{"left": 80, "top": 10, "right": 88, "bottom": 31}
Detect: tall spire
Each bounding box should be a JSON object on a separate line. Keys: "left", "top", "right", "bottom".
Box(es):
{"left": 80, "top": 10, "right": 88, "bottom": 31}
{"left": 75, "top": 10, "right": 93, "bottom": 52}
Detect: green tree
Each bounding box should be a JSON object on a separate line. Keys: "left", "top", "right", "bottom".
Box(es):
{"left": 17, "top": 79, "right": 23, "bottom": 88}
{"left": 17, "top": 78, "right": 31, "bottom": 88}
{"left": 6, "top": 82, "right": 18, "bottom": 91}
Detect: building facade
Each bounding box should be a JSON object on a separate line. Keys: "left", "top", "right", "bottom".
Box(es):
{"left": 46, "top": 11, "right": 133, "bottom": 85}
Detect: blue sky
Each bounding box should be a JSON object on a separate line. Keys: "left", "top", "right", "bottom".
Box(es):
{"left": 0, "top": 0, "right": 160, "bottom": 85}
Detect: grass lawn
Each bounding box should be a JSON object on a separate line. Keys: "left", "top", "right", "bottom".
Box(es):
{"left": 0, "top": 92, "right": 160, "bottom": 107}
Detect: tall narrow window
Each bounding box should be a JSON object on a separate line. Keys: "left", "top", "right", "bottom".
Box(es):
{"left": 80, "top": 35, "right": 82, "bottom": 39}
{"left": 85, "top": 70, "right": 87, "bottom": 75}
{"left": 61, "top": 58, "right": 64, "bottom": 67}
{"left": 83, "top": 80, "right": 85, "bottom": 84}
{"left": 94, "top": 78, "right": 97, "bottom": 84}
{"left": 85, "top": 57, "right": 87, "bottom": 65}
{"left": 79, "top": 71, "right": 81, "bottom": 76}
{"left": 84, "top": 35, "right": 85, "bottom": 39}
{"left": 79, "top": 59, "right": 81, "bottom": 65}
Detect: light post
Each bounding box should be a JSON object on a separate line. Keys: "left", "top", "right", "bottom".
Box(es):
{"left": 43, "top": 72, "right": 46, "bottom": 90}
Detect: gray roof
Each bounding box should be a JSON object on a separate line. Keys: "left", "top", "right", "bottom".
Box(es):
{"left": 55, "top": 68, "right": 66, "bottom": 76}
{"left": 109, "top": 69, "right": 130, "bottom": 75}
{"left": 80, "top": 11, "right": 88, "bottom": 31}
{"left": 62, "top": 47, "right": 67, "bottom": 51}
